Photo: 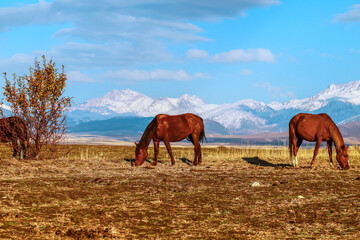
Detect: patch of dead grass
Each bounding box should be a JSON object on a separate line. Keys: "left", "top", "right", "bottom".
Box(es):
{"left": 0, "top": 143, "right": 359, "bottom": 239}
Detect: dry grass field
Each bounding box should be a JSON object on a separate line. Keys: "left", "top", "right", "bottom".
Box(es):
{"left": 0, "top": 143, "right": 359, "bottom": 239}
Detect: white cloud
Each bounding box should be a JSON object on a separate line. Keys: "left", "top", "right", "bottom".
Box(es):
{"left": 185, "top": 48, "right": 276, "bottom": 63}
{"left": 33, "top": 41, "right": 172, "bottom": 69}
{"left": 67, "top": 71, "right": 96, "bottom": 82}
{"left": 104, "top": 69, "right": 208, "bottom": 82}
{"left": 350, "top": 49, "right": 360, "bottom": 54}
{"left": 185, "top": 49, "right": 210, "bottom": 59}
{"left": 0, "top": 53, "right": 34, "bottom": 75}
{"left": 212, "top": 48, "right": 276, "bottom": 63}
{"left": 0, "top": 0, "right": 280, "bottom": 38}
{"left": 333, "top": 4, "right": 360, "bottom": 23}
{"left": 240, "top": 69, "right": 253, "bottom": 76}
{"left": 254, "top": 82, "right": 294, "bottom": 99}
{"left": 319, "top": 53, "right": 336, "bottom": 59}
{"left": 0, "top": 0, "right": 280, "bottom": 74}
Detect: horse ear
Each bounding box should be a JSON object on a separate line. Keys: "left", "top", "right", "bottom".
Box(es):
{"left": 134, "top": 142, "right": 138, "bottom": 146}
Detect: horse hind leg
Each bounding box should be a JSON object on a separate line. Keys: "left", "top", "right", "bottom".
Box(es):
{"left": 289, "top": 132, "right": 298, "bottom": 167}
{"left": 294, "top": 137, "right": 303, "bottom": 167}
{"left": 191, "top": 134, "right": 201, "bottom": 166}
{"left": 11, "top": 139, "right": 19, "bottom": 159}
{"left": 197, "top": 144, "right": 202, "bottom": 165}
{"left": 17, "top": 139, "right": 26, "bottom": 159}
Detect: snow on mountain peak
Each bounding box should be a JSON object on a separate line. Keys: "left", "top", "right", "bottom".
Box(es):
{"left": 72, "top": 89, "right": 212, "bottom": 117}
{"left": 178, "top": 94, "right": 206, "bottom": 107}
{"left": 233, "top": 99, "right": 270, "bottom": 111}
{"left": 69, "top": 80, "right": 360, "bottom": 133}
{"left": 270, "top": 80, "right": 360, "bottom": 111}
{"left": 103, "top": 89, "right": 147, "bottom": 101}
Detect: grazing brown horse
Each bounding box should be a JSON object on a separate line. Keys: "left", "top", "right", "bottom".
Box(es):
{"left": 135, "top": 113, "right": 206, "bottom": 166}
{"left": 289, "top": 113, "right": 349, "bottom": 169}
{"left": 0, "top": 117, "right": 28, "bottom": 159}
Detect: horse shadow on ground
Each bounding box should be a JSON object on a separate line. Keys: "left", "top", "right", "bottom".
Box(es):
{"left": 178, "top": 158, "right": 192, "bottom": 166}
{"left": 124, "top": 158, "right": 153, "bottom": 166}
{"left": 242, "top": 157, "right": 292, "bottom": 168}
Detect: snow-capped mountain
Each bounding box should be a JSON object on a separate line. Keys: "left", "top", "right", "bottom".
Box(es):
{"left": 269, "top": 80, "right": 360, "bottom": 111}
{"left": 72, "top": 89, "right": 218, "bottom": 117}
{"left": 201, "top": 99, "right": 276, "bottom": 131}
{"left": 69, "top": 80, "right": 360, "bottom": 135}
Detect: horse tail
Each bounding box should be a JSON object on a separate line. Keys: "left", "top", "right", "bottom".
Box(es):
{"left": 199, "top": 123, "right": 207, "bottom": 143}
{"left": 289, "top": 127, "right": 293, "bottom": 159}
{"left": 288, "top": 117, "right": 296, "bottom": 161}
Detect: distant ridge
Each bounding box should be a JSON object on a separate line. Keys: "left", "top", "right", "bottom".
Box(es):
{"left": 69, "top": 80, "right": 360, "bottom": 138}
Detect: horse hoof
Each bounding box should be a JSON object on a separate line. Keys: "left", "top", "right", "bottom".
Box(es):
{"left": 151, "top": 162, "right": 157, "bottom": 166}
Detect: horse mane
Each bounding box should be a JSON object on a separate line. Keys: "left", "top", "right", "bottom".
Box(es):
{"left": 328, "top": 120, "right": 345, "bottom": 150}
{"left": 138, "top": 117, "right": 158, "bottom": 147}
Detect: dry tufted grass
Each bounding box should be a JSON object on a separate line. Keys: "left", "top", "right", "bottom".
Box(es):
{"left": 0, "top": 143, "right": 359, "bottom": 239}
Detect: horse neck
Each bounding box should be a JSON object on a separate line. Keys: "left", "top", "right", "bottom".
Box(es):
{"left": 329, "top": 123, "right": 345, "bottom": 152}
{"left": 138, "top": 118, "right": 157, "bottom": 149}
{"left": 138, "top": 134, "right": 152, "bottom": 150}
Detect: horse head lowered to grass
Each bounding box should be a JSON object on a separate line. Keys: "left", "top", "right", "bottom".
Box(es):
{"left": 134, "top": 113, "right": 206, "bottom": 166}
{"left": 289, "top": 113, "right": 349, "bottom": 169}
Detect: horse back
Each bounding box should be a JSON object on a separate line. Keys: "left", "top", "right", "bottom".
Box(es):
{"left": 154, "top": 113, "right": 204, "bottom": 141}
{"left": 155, "top": 113, "right": 203, "bottom": 127}
{"left": 290, "top": 113, "right": 334, "bottom": 141}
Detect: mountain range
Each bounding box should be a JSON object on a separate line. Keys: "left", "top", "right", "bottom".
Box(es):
{"left": 69, "top": 80, "right": 360, "bottom": 143}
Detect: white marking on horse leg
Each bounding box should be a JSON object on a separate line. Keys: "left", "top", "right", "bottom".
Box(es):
{"left": 20, "top": 149, "right": 23, "bottom": 159}
{"left": 295, "top": 156, "right": 298, "bottom": 167}
{"left": 329, "top": 162, "right": 334, "bottom": 168}
{"left": 292, "top": 156, "right": 296, "bottom": 167}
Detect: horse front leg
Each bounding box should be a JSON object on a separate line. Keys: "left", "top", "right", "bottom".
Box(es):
{"left": 193, "top": 143, "right": 200, "bottom": 166}
{"left": 152, "top": 140, "right": 160, "bottom": 166}
{"left": 163, "top": 140, "right": 175, "bottom": 165}
{"left": 311, "top": 139, "right": 322, "bottom": 168}
{"left": 327, "top": 140, "right": 333, "bottom": 168}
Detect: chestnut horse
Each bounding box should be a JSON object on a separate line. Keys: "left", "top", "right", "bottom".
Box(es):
{"left": 0, "top": 117, "right": 28, "bottom": 159}
{"left": 135, "top": 113, "right": 206, "bottom": 166}
{"left": 289, "top": 113, "right": 349, "bottom": 169}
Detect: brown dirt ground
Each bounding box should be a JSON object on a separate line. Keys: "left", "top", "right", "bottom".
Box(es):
{"left": 0, "top": 144, "right": 359, "bottom": 239}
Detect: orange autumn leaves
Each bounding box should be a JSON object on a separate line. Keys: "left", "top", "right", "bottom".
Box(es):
{"left": 2, "top": 56, "right": 71, "bottom": 158}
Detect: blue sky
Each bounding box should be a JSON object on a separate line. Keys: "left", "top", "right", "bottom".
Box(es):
{"left": 1, "top": 0, "right": 360, "bottom": 104}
